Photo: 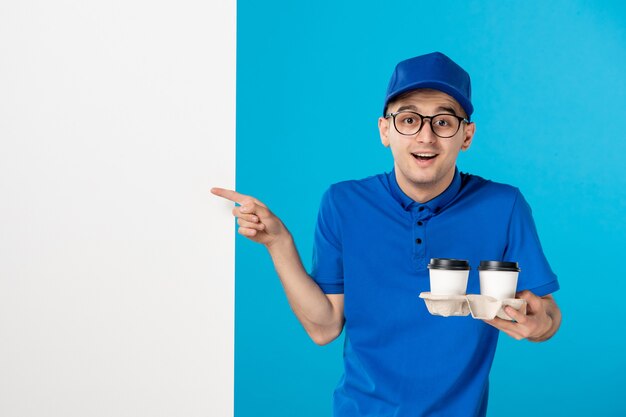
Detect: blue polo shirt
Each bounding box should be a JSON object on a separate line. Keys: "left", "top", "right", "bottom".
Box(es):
{"left": 310, "top": 167, "right": 559, "bottom": 417}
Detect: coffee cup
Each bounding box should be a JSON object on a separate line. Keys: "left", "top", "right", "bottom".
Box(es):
{"left": 427, "top": 258, "right": 470, "bottom": 295}
{"left": 478, "top": 261, "right": 520, "bottom": 300}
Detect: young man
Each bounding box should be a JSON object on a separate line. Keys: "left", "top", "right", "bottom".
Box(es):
{"left": 212, "top": 52, "right": 561, "bottom": 417}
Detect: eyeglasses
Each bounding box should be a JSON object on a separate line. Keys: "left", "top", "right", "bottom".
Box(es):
{"left": 385, "top": 111, "right": 469, "bottom": 138}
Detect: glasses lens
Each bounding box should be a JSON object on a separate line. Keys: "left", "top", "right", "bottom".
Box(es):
{"left": 431, "top": 114, "right": 460, "bottom": 138}
{"left": 394, "top": 112, "right": 422, "bottom": 135}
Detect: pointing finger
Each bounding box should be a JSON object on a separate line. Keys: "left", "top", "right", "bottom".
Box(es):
{"left": 211, "top": 187, "right": 267, "bottom": 208}
{"left": 210, "top": 187, "right": 250, "bottom": 204}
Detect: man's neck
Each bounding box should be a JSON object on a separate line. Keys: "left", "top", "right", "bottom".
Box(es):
{"left": 395, "top": 168, "right": 455, "bottom": 204}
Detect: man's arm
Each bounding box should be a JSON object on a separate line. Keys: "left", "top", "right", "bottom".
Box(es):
{"left": 211, "top": 187, "right": 345, "bottom": 346}
{"left": 484, "top": 290, "right": 562, "bottom": 342}
{"left": 266, "top": 235, "right": 345, "bottom": 345}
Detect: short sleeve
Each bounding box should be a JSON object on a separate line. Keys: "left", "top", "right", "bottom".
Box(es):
{"left": 310, "top": 187, "right": 344, "bottom": 294}
{"left": 504, "top": 190, "right": 560, "bottom": 296}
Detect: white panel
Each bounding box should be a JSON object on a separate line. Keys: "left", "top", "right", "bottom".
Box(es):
{"left": 0, "top": 1, "right": 235, "bottom": 416}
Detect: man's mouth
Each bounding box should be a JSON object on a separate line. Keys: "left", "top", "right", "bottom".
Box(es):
{"left": 412, "top": 152, "right": 438, "bottom": 161}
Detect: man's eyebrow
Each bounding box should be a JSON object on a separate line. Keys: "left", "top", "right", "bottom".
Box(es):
{"left": 395, "top": 104, "right": 418, "bottom": 112}
{"left": 393, "top": 104, "right": 460, "bottom": 115}
{"left": 435, "top": 106, "right": 458, "bottom": 115}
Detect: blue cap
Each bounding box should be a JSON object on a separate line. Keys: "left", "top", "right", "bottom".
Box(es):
{"left": 383, "top": 52, "right": 473, "bottom": 119}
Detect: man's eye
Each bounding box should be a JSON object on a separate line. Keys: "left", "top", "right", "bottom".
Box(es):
{"left": 402, "top": 118, "right": 415, "bottom": 124}
{"left": 434, "top": 119, "right": 450, "bottom": 127}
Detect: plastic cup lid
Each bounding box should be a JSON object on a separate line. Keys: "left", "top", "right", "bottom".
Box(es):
{"left": 427, "top": 258, "right": 470, "bottom": 270}
{"left": 478, "top": 260, "right": 520, "bottom": 272}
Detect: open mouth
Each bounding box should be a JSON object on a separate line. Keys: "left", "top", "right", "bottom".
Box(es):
{"left": 412, "top": 153, "right": 438, "bottom": 161}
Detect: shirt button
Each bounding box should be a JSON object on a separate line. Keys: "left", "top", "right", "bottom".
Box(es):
{"left": 417, "top": 221, "right": 423, "bottom": 226}
{"left": 415, "top": 238, "right": 422, "bottom": 244}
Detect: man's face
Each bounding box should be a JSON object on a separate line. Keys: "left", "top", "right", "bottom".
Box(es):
{"left": 378, "top": 89, "right": 475, "bottom": 201}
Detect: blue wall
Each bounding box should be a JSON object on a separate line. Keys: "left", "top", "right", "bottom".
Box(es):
{"left": 236, "top": 1, "right": 626, "bottom": 415}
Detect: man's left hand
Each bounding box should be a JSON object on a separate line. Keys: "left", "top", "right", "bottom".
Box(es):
{"left": 484, "top": 290, "right": 561, "bottom": 342}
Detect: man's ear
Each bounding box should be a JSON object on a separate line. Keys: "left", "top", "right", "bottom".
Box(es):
{"left": 379, "top": 117, "right": 390, "bottom": 147}
{"left": 461, "top": 122, "right": 475, "bottom": 151}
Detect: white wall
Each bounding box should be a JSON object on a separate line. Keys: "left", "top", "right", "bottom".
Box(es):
{"left": 0, "top": 1, "right": 235, "bottom": 416}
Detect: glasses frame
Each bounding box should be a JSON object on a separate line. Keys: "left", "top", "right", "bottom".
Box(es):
{"left": 384, "top": 111, "right": 469, "bottom": 138}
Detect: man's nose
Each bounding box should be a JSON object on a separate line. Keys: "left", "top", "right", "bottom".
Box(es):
{"left": 416, "top": 119, "right": 437, "bottom": 143}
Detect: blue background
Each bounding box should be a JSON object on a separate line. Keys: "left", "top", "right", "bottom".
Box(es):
{"left": 235, "top": 1, "right": 626, "bottom": 415}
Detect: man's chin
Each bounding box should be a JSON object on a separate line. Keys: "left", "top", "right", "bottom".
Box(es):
{"left": 408, "top": 176, "right": 438, "bottom": 187}
{"left": 403, "top": 166, "right": 451, "bottom": 189}
{"left": 405, "top": 166, "right": 439, "bottom": 185}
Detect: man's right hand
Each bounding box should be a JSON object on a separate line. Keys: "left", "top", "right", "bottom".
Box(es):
{"left": 210, "top": 187, "right": 289, "bottom": 248}
{"left": 211, "top": 186, "right": 344, "bottom": 346}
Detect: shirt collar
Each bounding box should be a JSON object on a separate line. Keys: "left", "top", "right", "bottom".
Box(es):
{"left": 388, "top": 166, "right": 462, "bottom": 212}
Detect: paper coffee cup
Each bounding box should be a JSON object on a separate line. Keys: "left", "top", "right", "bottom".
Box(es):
{"left": 478, "top": 261, "right": 520, "bottom": 300}
{"left": 427, "top": 258, "right": 470, "bottom": 295}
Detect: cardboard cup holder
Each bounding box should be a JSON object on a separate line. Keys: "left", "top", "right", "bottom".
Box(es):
{"left": 419, "top": 292, "right": 527, "bottom": 320}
